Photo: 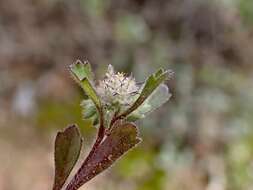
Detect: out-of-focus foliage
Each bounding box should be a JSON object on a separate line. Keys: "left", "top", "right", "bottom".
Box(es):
{"left": 1, "top": 0, "right": 253, "bottom": 190}
{"left": 238, "top": 0, "right": 253, "bottom": 25}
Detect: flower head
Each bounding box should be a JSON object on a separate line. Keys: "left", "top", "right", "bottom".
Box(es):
{"left": 96, "top": 65, "right": 139, "bottom": 108}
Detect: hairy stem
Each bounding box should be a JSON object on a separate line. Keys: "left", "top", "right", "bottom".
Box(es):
{"left": 65, "top": 109, "right": 105, "bottom": 190}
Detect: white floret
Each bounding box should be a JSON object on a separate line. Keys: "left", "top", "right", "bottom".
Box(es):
{"left": 96, "top": 65, "right": 139, "bottom": 107}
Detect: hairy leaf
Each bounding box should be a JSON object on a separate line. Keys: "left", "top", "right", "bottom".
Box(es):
{"left": 128, "top": 84, "right": 171, "bottom": 121}
{"left": 70, "top": 61, "right": 101, "bottom": 110}
{"left": 53, "top": 125, "right": 83, "bottom": 190}
{"left": 69, "top": 60, "right": 94, "bottom": 81}
{"left": 121, "top": 69, "right": 173, "bottom": 117}
{"left": 80, "top": 78, "right": 101, "bottom": 109}
{"left": 81, "top": 99, "right": 97, "bottom": 119}
{"left": 66, "top": 122, "right": 141, "bottom": 189}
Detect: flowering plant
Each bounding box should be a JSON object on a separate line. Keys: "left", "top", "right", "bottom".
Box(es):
{"left": 52, "top": 60, "right": 172, "bottom": 190}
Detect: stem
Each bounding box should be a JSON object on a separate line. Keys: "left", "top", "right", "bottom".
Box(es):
{"left": 65, "top": 108, "right": 105, "bottom": 190}
{"left": 107, "top": 110, "right": 120, "bottom": 133}
{"left": 109, "top": 97, "right": 146, "bottom": 128}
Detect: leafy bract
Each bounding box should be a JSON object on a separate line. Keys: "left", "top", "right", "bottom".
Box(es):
{"left": 128, "top": 84, "right": 171, "bottom": 121}
{"left": 81, "top": 99, "right": 99, "bottom": 125}
{"left": 66, "top": 122, "right": 141, "bottom": 189}
{"left": 69, "top": 60, "right": 94, "bottom": 81}
{"left": 81, "top": 99, "right": 97, "bottom": 119}
{"left": 80, "top": 78, "right": 101, "bottom": 109}
{"left": 70, "top": 60, "right": 101, "bottom": 110}
{"left": 121, "top": 68, "right": 172, "bottom": 117}
{"left": 53, "top": 125, "right": 83, "bottom": 190}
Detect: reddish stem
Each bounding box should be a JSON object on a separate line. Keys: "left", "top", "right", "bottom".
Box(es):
{"left": 65, "top": 109, "right": 105, "bottom": 190}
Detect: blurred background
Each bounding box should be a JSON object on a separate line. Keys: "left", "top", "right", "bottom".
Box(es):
{"left": 1, "top": 0, "right": 253, "bottom": 189}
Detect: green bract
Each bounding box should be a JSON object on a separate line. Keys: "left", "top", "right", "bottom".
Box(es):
{"left": 128, "top": 84, "right": 172, "bottom": 121}
{"left": 70, "top": 60, "right": 102, "bottom": 111}
{"left": 118, "top": 68, "right": 172, "bottom": 120}
{"left": 80, "top": 99, "right": 98, "bottom": 125}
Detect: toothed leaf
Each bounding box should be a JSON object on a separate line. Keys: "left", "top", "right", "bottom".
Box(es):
{"left": 70, "top": 60, "right": 94, "bottom": 81}
{"left": 70, "top": 61, "right": 102, "bottom": 110}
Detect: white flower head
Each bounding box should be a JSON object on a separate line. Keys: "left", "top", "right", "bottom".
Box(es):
{"left": 96, "top": 65, "right": 139, "bottom": 108}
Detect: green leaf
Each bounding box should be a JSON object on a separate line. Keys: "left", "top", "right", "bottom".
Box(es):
{"left": 147, "top": 84, "right": 171, "bottom": 109}
{"left": 121, "top": 69, "right": 172, "bottom": 117}
{"left": 66, "top": 122, "right": 141, "bottom": 189}
{"left": 81, "top": 99, "right": 97, "bottom": 119}
{"left": 53, "top": 125, "right": 83, "bottom": 190}
{"left": 141, "top": 69, "right": 170, "bottom": 99}
{"left": 80, "top": 78, "right": 101, "bottom": 109}
{"left": 81, "top": 99, "right": 99, "bottom": 126}
{"left": 128, "top": 84, "right": 171, "bottom": 121}
{"left": 70, "top": 60, "right": 102, "bottom": 110}
{"left": 69, "top": 60, "right": 94, "bottom": 81}
{"left": 127, "top": 103, "right": 151, "bottom": 122}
